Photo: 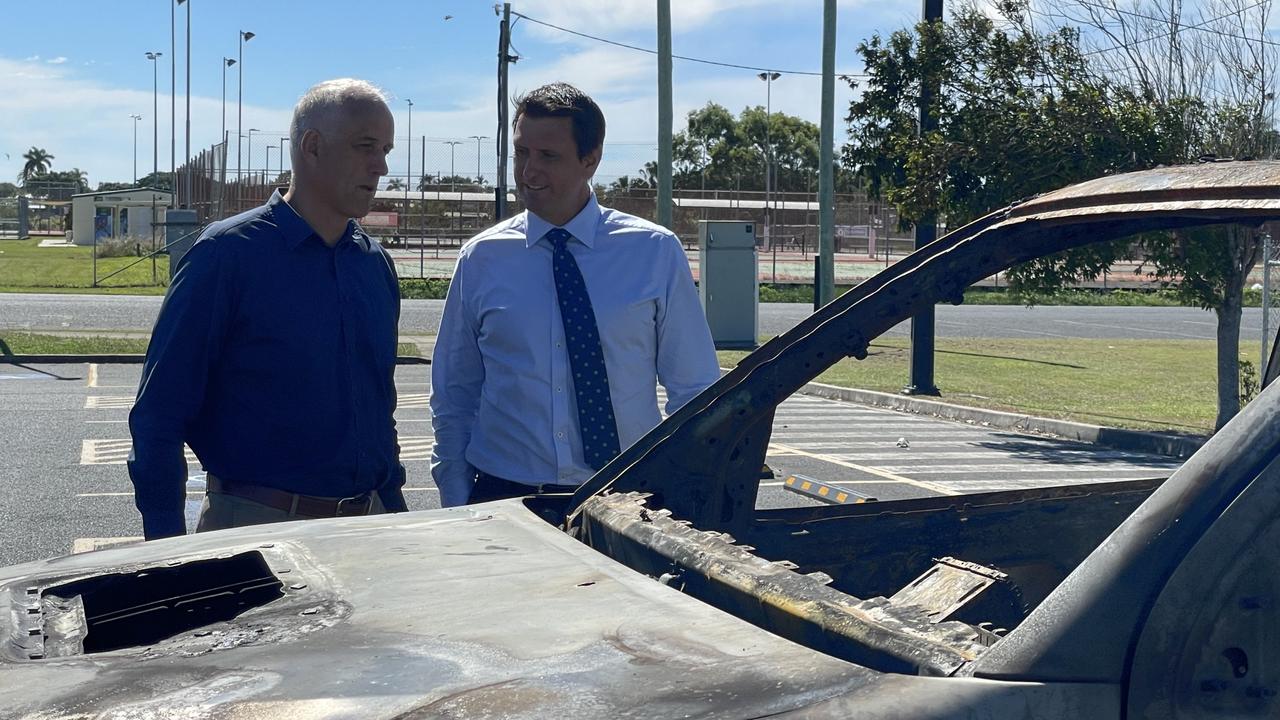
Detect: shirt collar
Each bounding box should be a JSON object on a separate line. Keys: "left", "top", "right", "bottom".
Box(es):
{"left": 524, "top": 193, "right": 602, "bottom": 249}
{"left": 268, "top": 190, "right": 366, "bottom": 251}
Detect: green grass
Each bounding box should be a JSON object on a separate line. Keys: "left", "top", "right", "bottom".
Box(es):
{"left": 719, "top": 337, "right": 1252, "bottom": 434}
{"left": 0, "top": 332, "right": 418, "bottom": 358}
{"left": 0, "top": 237, "right": 169, "bottom": 294}
{"left": 0, "top": 332, "right": 151, "bottom": 354}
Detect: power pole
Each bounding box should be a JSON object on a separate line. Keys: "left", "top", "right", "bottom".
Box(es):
{"left": 495, "top": 2, "right": 514, "bottom": 220}
{"left": 817, "top": 0, "right": 836, "bottom": 308}
{"left": 657, "top": 0, "right": 673, "bottom": 229}
{"left": 905, "top": 0, "right": 944, "bottom": 396}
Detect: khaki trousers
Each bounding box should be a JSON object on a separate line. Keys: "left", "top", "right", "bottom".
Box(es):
{"left": 196, "top": 490, "right": 387, "bottom": 533}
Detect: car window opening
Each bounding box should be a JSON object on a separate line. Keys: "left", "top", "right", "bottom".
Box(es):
{"left": 29, "top": 551, "right": 283, "bottom": 659}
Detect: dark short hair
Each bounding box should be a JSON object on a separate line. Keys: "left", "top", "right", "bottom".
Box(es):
{"left": 513, "top": 83, "right": 605, "bottom": 159}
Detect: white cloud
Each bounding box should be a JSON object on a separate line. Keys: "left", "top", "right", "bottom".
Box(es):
{"left": 24, "top": 55, "right": 39, "bottom": 62}
{"left": 0, "top": 56, "right": 292, "bottom": 186}
{"left": 46, "top": 57, "right": 67, "bottom": 65}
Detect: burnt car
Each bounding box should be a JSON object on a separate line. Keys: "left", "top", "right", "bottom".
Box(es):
{"left": 5, "top": 161, "right": 1280, "bottom": 719}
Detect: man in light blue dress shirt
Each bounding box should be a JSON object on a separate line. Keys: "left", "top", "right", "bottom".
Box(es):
{"left": 430, "top": 83, "right": 720, "bottom": 506}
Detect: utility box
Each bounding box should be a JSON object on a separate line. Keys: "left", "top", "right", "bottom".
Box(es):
{"left": 698, "top": 220, "right": 759, "bottom": 350}
{"left": 163, "top": 209, "right": 201, "bottom": 281}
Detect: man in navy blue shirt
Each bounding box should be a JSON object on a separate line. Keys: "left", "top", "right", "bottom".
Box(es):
{"left": 129, "top": 78, "right": 406, "bottom": 540}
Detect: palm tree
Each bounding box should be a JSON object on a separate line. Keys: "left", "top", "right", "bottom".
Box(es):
{"left": 386, "top": 178, "right": 405, "bottom": 191}
{"left": 18, "top": 147, "right": 54, "bottom": 183}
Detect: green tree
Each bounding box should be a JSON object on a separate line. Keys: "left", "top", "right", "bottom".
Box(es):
{"left": 846, "top": 0, "right": 1277, "bottom": 428}
{"left": 96, "top": 181, "right": 132, "bottom": 192}
{"left": 25, "top": 168, "right": 88, "bottom": 200}
{"left": 136, "top": 171, "right": 173, "bottom": 191}
{"left": 386, "top": 178, "right": 405, "bottom": 191}
{"left": 18, "top": 147, "right": 54, "bottom": 183}
{"left": 0, "top": 182, "right": 17, "bottom": 198}
{"left": 651, "top": 102, "right": 848, "bottom": 194}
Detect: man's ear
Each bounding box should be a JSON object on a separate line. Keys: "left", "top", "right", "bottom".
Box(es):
{"left": 580, "top": 146, "right": 601, "bottom": 175}
{"left": 298, "top": 128, "right": 323, "bottom": 167}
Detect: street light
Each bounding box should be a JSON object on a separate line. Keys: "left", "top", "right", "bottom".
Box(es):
{"left": 247, "top": 128, "right": 260, "bottom": 184}
{"left": 468, "top": 134, "right": 488, "bottom": 184}
{"left": 221, "top": 57, "right": 236, "bottom": 145}
{"left": 169, "top": 1, "right": 176, "bottom": 201}
{"left": 177, "top": 0, "right": 191, "bottom": 208}
{"left": 757, "top": 71, "right": 781, "bottom": 246}
{"left": 405, "top": 99, "right": 413, "bottom": 193}
{"left": 237, "top": 30, "right": 255, "bottom": 195}
{"left": 145, "top": 52, "right": 162, "bottom": 178}
{"left": 278, "top": 136, "right": 287, "bottom": 181}
{"left": 443, "top": 141, "right": 462, "bottom": 190}
{"left": 265, "top": 145, "right": 277, "bottom": 184}
{"left": 130, "top": 114, "right": 143, "bottom": 185}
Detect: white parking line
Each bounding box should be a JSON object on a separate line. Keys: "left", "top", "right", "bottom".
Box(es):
{"left": 86, "top": 363, "right": 98, "bottom": 388}
{"left": 766, "top": 441, "right": 959, "bottom": 496}
{"left": 81, "top": 439, "right": 197, "bottom": 465}
{"left": 85, "top": 396, "right": 134, "bottom": 410}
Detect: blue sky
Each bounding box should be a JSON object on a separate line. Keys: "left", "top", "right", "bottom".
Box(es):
{"left": 0, "top": 1, "right": 929, "bottom": 188}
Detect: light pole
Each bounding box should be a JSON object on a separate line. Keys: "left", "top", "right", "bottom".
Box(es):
{"left": 265, "top": 145, "right": 276, "bottom": 184}
{"left": 130, "top": 114, "right": 142, "bottom": 185}
{"left": 757, "top": 71, "right": 780, "bottom": 247}
{"left": 278, "top": 136, "right": 287, "bottom": 181}
{"left": 237, "top": 30, "right": 254, "bottom": 196}
{"left": 178, "top": 0, "right": 191, "bottom": 208}
{"left": 221, "top": 57, "right": 236, "bottom": 145}
{"left": 145, "top": 52, "right": 162, "bottom": 179}
{"left": 443, "top": 141, "right": 461, "bottom": 190}
{"left": 405, "top": 99, "right": 412, "bottom": 225}
{"left": 247, "top": 128, "right": 260, "bottom": 185}
{"left": 169, "top": 1, "right": 175, "bottom": 200}
{"left": 444, "top": 140, "right": 461, "bottom": 236}
{"left": 468, "top": 134, "right": 488, "bottom": 184}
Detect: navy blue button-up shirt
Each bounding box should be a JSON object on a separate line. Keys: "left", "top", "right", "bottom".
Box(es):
{"left": 129, "top": 191, "right": 403, "bottom": 539}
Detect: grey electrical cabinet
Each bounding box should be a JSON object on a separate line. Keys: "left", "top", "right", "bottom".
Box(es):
{"left": 698, "top": 220, "right": 759, "bottom": 350}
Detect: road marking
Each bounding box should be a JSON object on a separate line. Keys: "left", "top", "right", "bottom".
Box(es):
{"left": 86, "top": 363, "right": 98, "bottom": 388}
{"left": 760, "top": 479, "right": 891, "bottom": 487}
{"left": 766, "top": 440, "right": 960, "bottom": 496}
{"left": 81, "top": 439, "right": 197, "bottom": 465}
{"left": 400, "top": 436, "right": 434, "bottom": 460}
{"left": 399, "top": 393, "right": 430, "bottom": 409}
{"left": 77, "top": 486, "right": 441, "bottom": 498}
{"left": 72, "top": 537, "right": 143, "bottom": 553}
{"left": 86, "top": 396, "right": 133, "bottom": 410}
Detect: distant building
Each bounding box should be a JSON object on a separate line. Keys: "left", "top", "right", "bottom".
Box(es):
{"left": 70, "top": 188, "right": 173, "bottom": 246}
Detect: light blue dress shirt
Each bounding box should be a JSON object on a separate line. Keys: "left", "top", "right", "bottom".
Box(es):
{"left": 430, "top": 195, "right": 720, "bottom": 506}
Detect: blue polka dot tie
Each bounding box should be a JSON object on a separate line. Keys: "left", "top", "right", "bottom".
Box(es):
{"left": 548, "top": 227, "right": 621, "bottom": 470}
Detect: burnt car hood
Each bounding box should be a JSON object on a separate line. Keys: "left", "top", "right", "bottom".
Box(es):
{"left": 0, "top": 503, "right": 1114, "bottom": 719}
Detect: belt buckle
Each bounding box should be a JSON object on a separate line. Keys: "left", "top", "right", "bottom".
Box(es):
{"left": 335, "top": 492, "right": 372, "bottom": 517}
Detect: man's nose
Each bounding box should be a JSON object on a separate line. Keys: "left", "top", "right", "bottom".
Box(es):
{"left": 373, "top": 154, "right": 389, "bottom": 177}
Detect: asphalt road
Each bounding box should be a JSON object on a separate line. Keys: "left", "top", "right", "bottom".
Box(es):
{"left": 0, "top": 292, "right": 1265, "bottom": 341}
{"left": 0, "top": 362, "right": 1180, "bottom": 568}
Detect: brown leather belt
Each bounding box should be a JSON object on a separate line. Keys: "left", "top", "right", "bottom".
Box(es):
{"left": 206, "top": 475, "right": 375, "bottom": 518}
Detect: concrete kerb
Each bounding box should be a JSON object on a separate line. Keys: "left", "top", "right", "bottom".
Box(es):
{"left": 796, "top": 380, "right": 1207, "bottom": 460}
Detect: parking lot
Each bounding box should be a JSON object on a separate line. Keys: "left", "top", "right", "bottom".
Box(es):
{"left": 0, "top": 361, "right": 1183, "bottom": 567}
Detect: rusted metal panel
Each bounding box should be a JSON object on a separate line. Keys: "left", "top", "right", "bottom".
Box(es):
{"left": 567, "top": 161, "right": 1280, "bottom": 534}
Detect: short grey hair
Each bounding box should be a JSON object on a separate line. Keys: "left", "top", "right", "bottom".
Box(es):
{"left": 289, "top": 78, "right": 388, "bottom": 154}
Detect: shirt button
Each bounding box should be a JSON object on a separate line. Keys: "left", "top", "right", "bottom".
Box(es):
{"left": 556, "top": 386, "right": 563, "bottom": 393}
{"left": 555, "top": 342, "right": 562, "bottom": 348}
{"left": 556, "top": 431, "right": 565, "bottom": 439}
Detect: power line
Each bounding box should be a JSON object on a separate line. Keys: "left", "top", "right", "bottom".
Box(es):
{"left": 510, "top": 11, "right": 868, "bottom": 78}
{"left": 1069, "top": 0, "right": 1280, "bottom": 51}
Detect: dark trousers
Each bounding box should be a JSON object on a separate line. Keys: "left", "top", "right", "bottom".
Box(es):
{"left": 467, "top": 472, "right": 580, "bottom": 505}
